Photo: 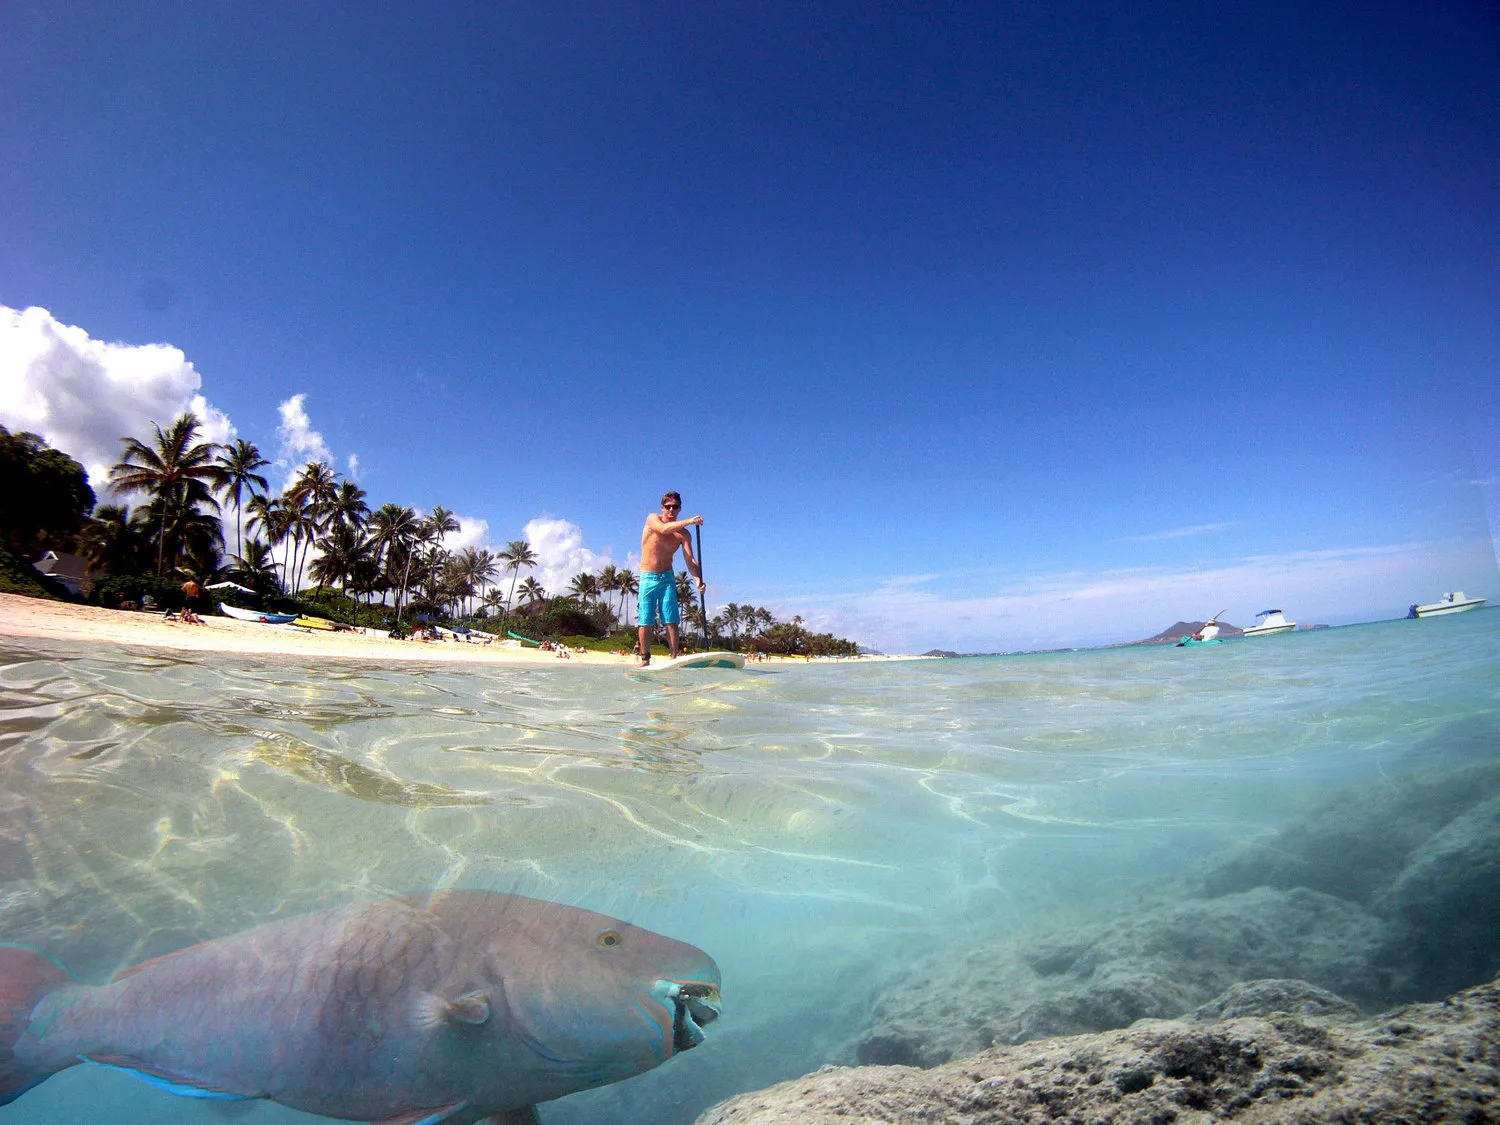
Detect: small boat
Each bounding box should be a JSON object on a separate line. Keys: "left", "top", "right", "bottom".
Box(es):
{"left": 1243, "top": 609, "right": 1297, "bottom": 636}
{"left": 219, "top": 603, "right": 298, "bottom": 625}
{"left": 1176, "top": 613, "right": 1225, "bottom": 647}
{"left": 1408, "top": 591, "right": 1488, "bottom": 618}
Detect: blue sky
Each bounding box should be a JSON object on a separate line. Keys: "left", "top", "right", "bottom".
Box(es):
{"left": 3, "top": 1, "right": 1496, "bottom": 651}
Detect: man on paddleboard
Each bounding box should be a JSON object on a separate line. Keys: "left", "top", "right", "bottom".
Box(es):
{"left": 637, "top": 491, "right": 704, "bottom": 666}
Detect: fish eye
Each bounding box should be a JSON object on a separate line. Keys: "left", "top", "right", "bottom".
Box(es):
{"left": 596, "top": 929, "right": 622, "bottom": 948}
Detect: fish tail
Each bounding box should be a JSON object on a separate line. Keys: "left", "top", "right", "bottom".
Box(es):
{"left": 0, "top": 943, "right": 78, "bottom": 1104}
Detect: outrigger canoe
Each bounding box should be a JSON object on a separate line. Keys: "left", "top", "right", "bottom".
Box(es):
{"left": 219, "top": 603, "right": 298, "bottom": 625}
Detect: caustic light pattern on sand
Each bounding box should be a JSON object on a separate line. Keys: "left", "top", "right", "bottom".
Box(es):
{"left": 0, "top": 890, "right": 722, "bottom": 1125}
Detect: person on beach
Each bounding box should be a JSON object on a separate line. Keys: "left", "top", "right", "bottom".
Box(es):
{"left": 180, "top": 579, "right": 203, "bottom": 624}
{"left": 637, "top": 491, "right": 704, "bottom": 666}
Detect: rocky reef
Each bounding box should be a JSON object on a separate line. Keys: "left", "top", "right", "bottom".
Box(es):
{"left": 695, "top": 974, "right": 1499, "bottom": 1124}
{"left": 852, "top": 759, "right": 1500, "bottom": 1069}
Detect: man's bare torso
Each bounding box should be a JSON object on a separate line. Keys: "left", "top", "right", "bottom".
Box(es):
{"left": 640, "top": 514, "right": 690, "bottom": 573}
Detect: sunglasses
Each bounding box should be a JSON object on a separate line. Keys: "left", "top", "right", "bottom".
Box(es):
{"left": 663, "top": 503, "right": 680, "bottom": 511}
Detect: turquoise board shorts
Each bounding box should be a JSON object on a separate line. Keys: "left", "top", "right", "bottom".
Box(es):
{"left": 638, "top": 570, "right": 679, "bottom": 626}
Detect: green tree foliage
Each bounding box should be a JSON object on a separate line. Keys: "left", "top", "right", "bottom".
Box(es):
{"left": 108, "top": 413, "right": 227, "bottom": 576}
{"left": 0, "top": 425, "right": 95, "bottom": 557}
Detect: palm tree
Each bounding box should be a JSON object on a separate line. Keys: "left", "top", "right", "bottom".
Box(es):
{"left": 367, "top": 503, "right": 419, "bottom": 620}
{"left": 78, "top": 504, "right": 143, "bottom": 578}
{"left": 145, "top": 489, "right": 224, "bottom": 575}
{"left": 214, "top": 440, "right": 269, "bottom": 562}
{"left": 722, "top": 602, "right": 743, "bottom": 648}
{"left": 424, "top": 506, "right": 460, "bottom": 544}
{"left": 245, "top": 493, "right": 291, "bottom": 590}
{"left": 327, "top": 480, "right": 369, "bottom": 533}
{"left": 401, "top": 507, "right": 458, "bottom": 618}
{"left": 481, "top": 587, "right": 508, "bottom": 619}
{"left": 457, "top": 547, "right": 497, "bottom": 618}
{"left": 517, "top": 576, "right": 546, "bottom": 615}
{"left": 598, "top": 564, "right": 620, "bottom": 619}
{"left": 309, "top": 520, "right": 370, "bottom": 600}
{"left": 109, "top": 413, "right": 227, "bottom": 575}
{"left": 229, "top": 538, "right": 282, "bottom": 596}
{"left": 618, "top": 569, "right": 638, "bottom": 626}
{"left": 500, "top": 539, "right": 538, "bottom": 615}
{"left": 286, "top": 462, "right": 339, "bottom": 591}
{"left": 568, "top": 571, "right": 599, "bottom": 606}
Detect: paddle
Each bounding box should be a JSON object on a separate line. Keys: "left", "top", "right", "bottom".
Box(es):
{"left": 695, "top": 524, "right": 709, "bottom": 650}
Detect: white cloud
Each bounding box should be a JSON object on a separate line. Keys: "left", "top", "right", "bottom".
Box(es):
{"left": 755, "top": 537, "right": 1500, "bottom": 654}
{"left": 522, "top": 516, "right": 617, "bottom": 596}
{"left": 274, "top": 394, "right": 333, "bottom": 484}
{"left": 443, "top": 516, "right": 491, "bottom": 553}
{"left": 1123, "top": 521, "right": 1240, "bottom": 542}
{"left": 0, "top": 305, "right": 235, "bottom": 491}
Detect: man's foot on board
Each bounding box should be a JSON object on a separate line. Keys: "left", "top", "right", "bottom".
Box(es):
{"left": 636, "top": 656, "right": 651, "bottom": 667}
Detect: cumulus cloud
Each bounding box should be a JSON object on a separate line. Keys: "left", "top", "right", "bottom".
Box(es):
{"left": 755, "top": 536, "right": 1500, "bottom": 654}
{"left": 274, "top": 394, "right": 333, "bottom": 482}
{"left": 0, "top": 305, "right": 235, "bottom": 490}
{"left": 442, "top": 516, "right": 491, "bottom": 553}
{"left": 522, "top": 516, "right": 617, "bottom": 596}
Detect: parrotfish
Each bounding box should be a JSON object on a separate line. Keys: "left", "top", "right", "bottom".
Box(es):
{"left": 0, "top": 890, "right": 721, "bottom": 1124}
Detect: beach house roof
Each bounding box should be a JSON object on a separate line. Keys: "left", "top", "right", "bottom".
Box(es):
{"left": 32, "top": 550, "right": 89, "bottom": 595}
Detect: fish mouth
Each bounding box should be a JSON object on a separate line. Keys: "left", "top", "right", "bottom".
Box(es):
{"left": 658, "top": 979, "right": 722, "bottom": 1053}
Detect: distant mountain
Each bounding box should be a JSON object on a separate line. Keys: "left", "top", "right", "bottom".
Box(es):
{"left": 1127, "top": 620, "right": 1244, "bottom": 646}
{"left": 922, "top": 649, "right": 960, "bottom": 658}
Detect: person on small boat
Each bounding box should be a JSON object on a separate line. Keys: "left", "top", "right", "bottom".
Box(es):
{"left": 637, "top": 491, "right": 705, "bottom": 667}
{"left": 1192, "top": 618, "right": 1221, "bottom": 642}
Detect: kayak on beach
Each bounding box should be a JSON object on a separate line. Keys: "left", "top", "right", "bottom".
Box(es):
{"left": 219, "top": 603, "right": 298, "bottom": 625}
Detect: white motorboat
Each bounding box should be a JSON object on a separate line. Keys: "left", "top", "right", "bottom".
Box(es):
{"left": 1408, "top": 591, "right": 1488, "bottom": 618}
{"left": 1243, "top": 609, "right": 1296, "bottom": 636}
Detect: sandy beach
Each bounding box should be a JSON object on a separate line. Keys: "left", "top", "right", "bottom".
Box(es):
{"left": 0, "top": 593, "right": 920, "bottom": 667}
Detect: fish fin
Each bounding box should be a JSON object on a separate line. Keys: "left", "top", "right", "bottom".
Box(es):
{"left": 80, "top": 1054, "right": 251, "bottom": 1100}
{"left": 373, "top": 1105, "right": 470, "bottom": 1125}
{"left": 414, "top": 989, "right": 491, "bottom": 1030}
{"left": 444, "top": 989, "right": 491, "bottom": 1025}
{"left": 0, "top": 943, "right": 79, "bottom": 1104}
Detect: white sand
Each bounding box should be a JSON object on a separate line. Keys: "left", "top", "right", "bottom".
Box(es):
{"left": 0, "top": 593, "right": 924, "bottom": 667}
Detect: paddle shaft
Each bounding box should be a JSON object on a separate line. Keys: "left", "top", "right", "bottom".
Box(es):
{"left": 695, "top": 524, "right": 708, "bottom": 649}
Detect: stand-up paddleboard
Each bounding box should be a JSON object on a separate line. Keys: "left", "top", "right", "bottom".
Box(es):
{"left": 637, "top": 651, "right": 746, "bottom": 673}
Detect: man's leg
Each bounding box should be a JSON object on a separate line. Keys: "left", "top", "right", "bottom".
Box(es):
{"left": 665, "top": 624, "right": 680, "bottom": 659}
{"left": 637, "top": 625, "right": 652, "bottom": 665}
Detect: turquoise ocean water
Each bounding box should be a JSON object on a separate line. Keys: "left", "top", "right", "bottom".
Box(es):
{"left": 1, "top": 608, "right": 1496, "bottom": 1124}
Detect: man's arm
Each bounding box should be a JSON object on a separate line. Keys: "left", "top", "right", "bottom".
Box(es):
{"left": 648, "top": 513, "right": 703, "bottom": 534}
{"left": 678, "top": 530, "right": 705, "bottom": 589}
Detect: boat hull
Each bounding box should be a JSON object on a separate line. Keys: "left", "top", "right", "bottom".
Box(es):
{"left": 1412, "top": 601, "right": 1485, "bottom": 618}
{"left": 1242, "top": 624, "right": 1296, "bottom": 636}
{"left": 219, "top": 603, "right": 297, "bottom": 625}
